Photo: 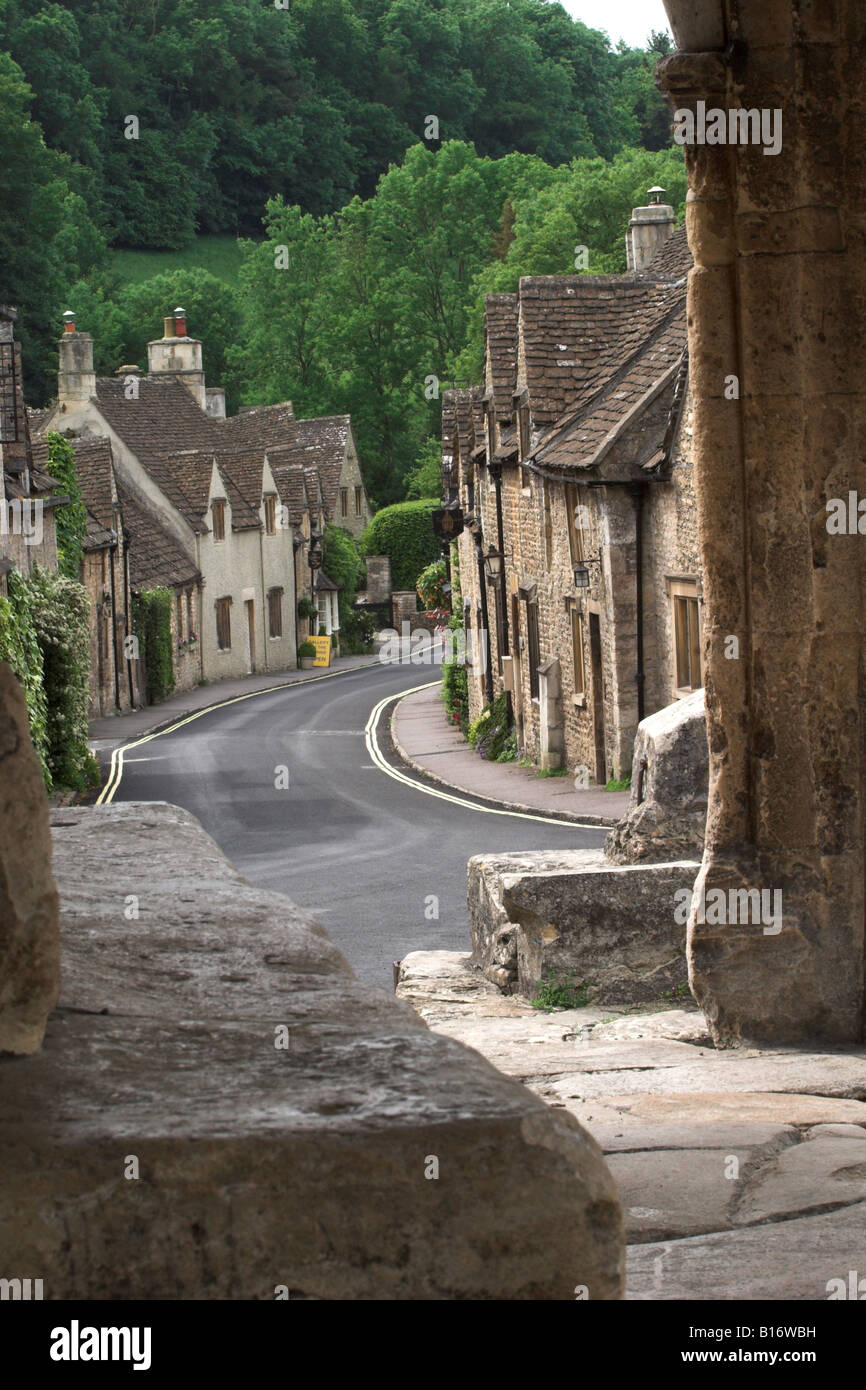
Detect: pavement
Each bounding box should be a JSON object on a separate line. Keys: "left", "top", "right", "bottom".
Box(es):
{"left": 397, "top": 950, "right": 866, "bottom": 1301}
{"left": 103, "top": 659, "right": 607, "bottom": 988}
{"left": 89, "top": 653, "right": 381, "bottom": 751}
{"left": 392, "top": 680, "right": 631, "bottom": 826}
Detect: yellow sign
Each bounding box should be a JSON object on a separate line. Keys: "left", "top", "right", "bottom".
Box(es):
{"left": 312, "top": 635, "right": 331, "bottom": 667}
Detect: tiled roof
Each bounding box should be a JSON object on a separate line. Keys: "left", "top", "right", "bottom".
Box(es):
{"left": 517, "top": 274, "right": 684, "bottom": 431}
{"left": 220, "top": 401, "right": 295, "bottom": 450}
{"left": 27, "top": 407, "right": 53, "bottom": 437}
{"left": 484, "top": 295, "right": 519, "bottom": 420}
{"left": 639, "top": 223, "right": 692, "bottom": 280}
{"left": 264, "top": 416, "right": 350, "bottom": 518}
{"left": 267, "top": 458, "right": 310, "bottom": 525}
{"left": 537, "top": 311, "right": 688, "bottom": 472}
{"left": 94, "top": 377, "right": 220, "bottom": 463}
{"left": 115, "top": 481, "right": 200, "bottom": 591}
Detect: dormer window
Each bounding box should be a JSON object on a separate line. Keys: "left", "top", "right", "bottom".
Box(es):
{"left": 518, "top": 404, "right": 530, "bottom": 460}
{"left": 264, "top": 495, "right": 276, "bottom": 535}
{"left": 212, "top": 499, "right": 226, "bottom": 541}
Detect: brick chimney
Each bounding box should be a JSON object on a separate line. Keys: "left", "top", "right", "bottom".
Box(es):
{"left": 626, "top": 187, "right": 676, "bottom": 272}
{"left": 58, "top": 311, "right": 96, "bottom": 407}
{"left": 146, "top": 308, "right": 206, "bottom": 409}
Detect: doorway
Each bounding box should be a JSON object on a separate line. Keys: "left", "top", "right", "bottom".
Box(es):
{"left": 589, "top": 612, "right": 606, "bottom": 785}
{"left": 245, "top": 599, "right": 256, "bottom": 674}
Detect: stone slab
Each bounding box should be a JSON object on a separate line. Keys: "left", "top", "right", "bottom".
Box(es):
{"left": 561, "top": 1092, "right": 866, "bottom": 1128}
{"left": 547, "top": 1048, "right": 866, "bottom": 1103}
{"left": 590, "top": 1009, "right": 712, "bottom": 1046}
{"left": 609, "top": 1148, "right": 755, "bottom": 1242}
{"left": 0, "top": 802, "right": 625, "bottom": 1300}
{"left": 627, "top": 1203, "right": 866, "bottom": 1301}
{"left": 737, "top": 1136, "right": 866, "bottom": 1225}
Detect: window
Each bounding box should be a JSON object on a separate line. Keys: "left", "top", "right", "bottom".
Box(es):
{"left": 176, "top": 594, "right": 184, "bottom": 641}
{"left": 264, "top": 495, "right": 276, "bottom": 535}
{"left": 216, "top": 596, "right": 232, "bottom": 650}
{"left": 672, "top": 585, "right": 702, "bottom": 691}
{"left": 186, "top": 590, "right": 194, "bottom": 635}
{"left": 317, "top": 596, "right": 328, "bottom": 630}
{"left": 354, "top": 485, "right": 362, "bottom": 516}
{"left": 570, "top": 605, "right": 586, "bottom": 696}
{"left": 518, "top": 404, "right": 530, "bottom": 460}
{"left": 212, "top": 499, "right": 226, "bottom": 542}
{"left": 565, "top": 484, "right": 585, "bottom": 564}
{"left": 268, "top": 588, "right": 283, "bottom": 638}
{"left": 526, "top": 601, "right": 541, "bottom": 700}
{"left": 0, "top": 342, "right": 19, "bottom": 443}
{"left": 340, "top": 487, "right": 348, "bottom": 518}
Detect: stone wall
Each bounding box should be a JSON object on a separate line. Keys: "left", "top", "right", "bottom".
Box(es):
{"left": 0, "top": 800, "right": 625, "bottom": 1299}
{"left": 658, "top": 0, "right": 866, "bottom": 1043}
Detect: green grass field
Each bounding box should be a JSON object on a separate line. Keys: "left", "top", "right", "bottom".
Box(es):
{"left": 109, "top": 235, "right": 249, "bottom": 291}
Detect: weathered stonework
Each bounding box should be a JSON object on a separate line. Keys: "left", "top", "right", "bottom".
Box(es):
{"left": 657, "top": 0, "right": 866, "bottom": 1043}
{"left": 0, "top": 664, "right": 60, "bottom": 1054}
{"left": 0, "top": 801, "right": 624, "bottom": 1299}
{"left": 606, "top": 688, "right": 708, "bottom": 864}
{"left": 468, "top": 849, "right": 696, "bottom": 1003}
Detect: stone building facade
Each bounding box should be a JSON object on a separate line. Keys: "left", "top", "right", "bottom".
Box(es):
{"left": 446, "top": 208, "right": 701, "bottom": 783}
{"left": 32, "top": 309, "right": 372, "bottom": 694}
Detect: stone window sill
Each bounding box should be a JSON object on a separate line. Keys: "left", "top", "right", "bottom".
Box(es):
{"left": 572, "top": 693, "right": 587, "bottom": 708}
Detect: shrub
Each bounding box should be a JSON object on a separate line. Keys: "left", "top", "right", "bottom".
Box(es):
{"left": 298, "top": 639, "right": 316, "bottom": 658}
{"left": 359, "top": 499, "right": 440, "bottom": 591}
{"left": 468, "top": 691, "right": 511, "bottom": 760}
{"left": 340, "top": 608, "right": 376, "bottom": 655}
{"left": 132, "top": 587, "right": 175, "bottom": 704}
{"left": 321, "top": 524, "right": 365, "bottom": 624}
{"left": 297, "top": 596, "right": 315, "bottom": 620}
{"left": 27, "top": 565, "right": 99, "bottom": 790}
{"left": 441, "top": 614, "right": 469, "bottom": 737}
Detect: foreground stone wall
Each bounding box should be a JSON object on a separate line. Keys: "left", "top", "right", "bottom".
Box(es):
{"left": 0, "top": 802, "right": 624, "bottom": 1299}
{"left": 658, "top": 1, "right": 866, "bottom": 1042}
{"left": 0, "top": 664, "right": 60, "bottom": 1054}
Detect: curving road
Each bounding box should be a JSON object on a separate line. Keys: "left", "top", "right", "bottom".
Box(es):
{"left": 109, "top": 661, "right": 607, "bottom": 988}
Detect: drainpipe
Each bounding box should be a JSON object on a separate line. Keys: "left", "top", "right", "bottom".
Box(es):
{"left": 628, "top": 482, "right": 647, "bottom": 723}
{"left": 472, "top": 524, "right": 494, "bottom": 705}
{"left": 487, "top": 457, "right": 512, "bottom": 725}
{"left": 108, "top": 532, "right": 121, "bottom": 711}
{"left": 122, "top": 526, "right": 135, "bottom": 707}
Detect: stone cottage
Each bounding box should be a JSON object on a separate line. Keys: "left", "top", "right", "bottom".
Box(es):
{"left": 33, "top": 310, "right": 371, "bottom": 685}
{"left": 446, "top": 199, "right": 701, "bottom": 783}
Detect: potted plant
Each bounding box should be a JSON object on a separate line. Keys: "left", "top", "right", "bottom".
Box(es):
{"left": 297, "top": 597, "right": 315, "bottom": 621}
{"left": 298, "top": 639, "right": 317, "bottom": 670}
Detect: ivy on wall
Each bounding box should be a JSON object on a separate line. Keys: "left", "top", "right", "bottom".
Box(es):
{"left": 0, "top": 565, "right": 97, "bottom": 790}
{"left": 28, "top": 564, "right": 99, "bottom": 790}
{"left": 46, "top": 432, "right": 88, "bottom": 581}
{"left": 132, "top": 587, "right": 175, "bottom": 704}
{"left": 0, "top": 569, "right": 51, "bottom": 785}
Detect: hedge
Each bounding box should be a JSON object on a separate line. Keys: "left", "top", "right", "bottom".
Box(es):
{"left": 46, "top": 432, "right": 88, "bottom": 581}
{"left": 132, "top": 587, "right": 175, "bottom": 704}
{"left": 0, "top": 570, "right": 51, "bottom": 785}
{"left": 359, "top": 498, "right": 440, "bottom": 592}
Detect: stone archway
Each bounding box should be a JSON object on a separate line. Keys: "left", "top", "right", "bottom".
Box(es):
{"left": 658, "top": 1, "right": 866, "bottom": 1042}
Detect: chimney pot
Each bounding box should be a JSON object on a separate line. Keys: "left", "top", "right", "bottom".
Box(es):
{"left": 174, "top": 307, "right": 187, "bottom": 337}
{"left": 63, "top": 310, "right": 76, "bottom": 334}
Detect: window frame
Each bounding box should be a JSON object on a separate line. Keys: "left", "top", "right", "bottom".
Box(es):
{"left": 215, "top": 595, "right": 232, "bottom": 651}
{"left": 211, "top": 499, "right": 226, "bottom": 543}
{"left": 267, "top": 587, "right": 283, "bottom": 639}
{"left": 669, "top": 579, "right": 702, "bottom": 694}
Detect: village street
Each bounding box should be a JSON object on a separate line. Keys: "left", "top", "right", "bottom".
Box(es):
{"left": 106, "top": 661, "right": 606, "bottom": 988}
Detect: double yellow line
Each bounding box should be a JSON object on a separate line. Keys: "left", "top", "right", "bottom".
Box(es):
{"left": 97, "top": 664, "right": 378, "bottom": 805}
{"left": 365, "top": 683, "right": 604, "bottom": 828}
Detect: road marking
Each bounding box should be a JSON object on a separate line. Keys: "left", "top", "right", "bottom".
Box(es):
{"left": 365, "top": 684, "right": 605, "bottom": 829}
{"left": 98, "top": 663, "right": 386, "bottom": 805}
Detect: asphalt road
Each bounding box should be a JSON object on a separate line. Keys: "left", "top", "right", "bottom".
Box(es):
{"left": 111, "top": 661, "right": 608, "bottom": 989}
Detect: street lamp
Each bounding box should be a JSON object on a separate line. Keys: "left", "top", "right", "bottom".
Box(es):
{"left": 483, "top": 548, "right": 503, "bottom": 584}
{"left": 573, "top": 555, "right": 601, "bottom": 589}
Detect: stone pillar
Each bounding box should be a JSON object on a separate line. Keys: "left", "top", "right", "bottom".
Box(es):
{"left": 658, "top": 1, "right": 866, "bottom": 1043}
{"left": 0, "top": 663, "right": 60, "bottom": 1052}
{"left": 538, "top": 657, "right": 564, "bottom": 771}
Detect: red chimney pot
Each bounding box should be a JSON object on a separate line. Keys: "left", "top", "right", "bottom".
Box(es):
{"left": 173, "top": 307, "right": 187, "bottom": 337}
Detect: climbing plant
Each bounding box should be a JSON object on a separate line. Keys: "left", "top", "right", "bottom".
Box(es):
{"left": 132, "top": 587, "right": 175, "bottom": 703}
{"left": 46, "top": 432, "right": 88, "bottom": 581}
{"left": 0, "top": 569, "right": 50, "bottom": 785}
{"left": 27, "top": 563, "right": 99, "bottom": 790}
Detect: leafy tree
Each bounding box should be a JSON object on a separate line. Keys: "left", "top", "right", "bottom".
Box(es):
{"left": 321, "top": 523, "right": 364, "bottom": 623}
